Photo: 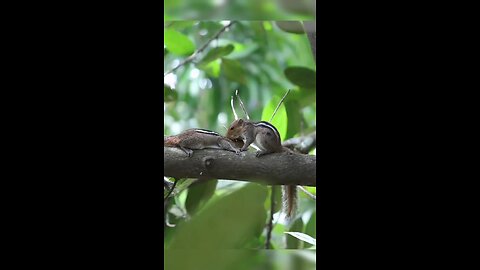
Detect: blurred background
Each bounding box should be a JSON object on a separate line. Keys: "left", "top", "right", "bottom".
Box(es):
{"left": 165, "top": 0, "right": 316, "bottom": 20}
{"left": 164, "top": 20, "right": 316, "bottom": 270}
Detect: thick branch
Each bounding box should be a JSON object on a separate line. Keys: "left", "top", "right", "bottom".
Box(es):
{"left": 164, "top": 148, "right": 316, "bottom": 187}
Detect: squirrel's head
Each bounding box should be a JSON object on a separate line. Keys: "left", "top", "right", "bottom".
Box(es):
{"left": 226, "top": 119, "right": 245, "bottom": 139}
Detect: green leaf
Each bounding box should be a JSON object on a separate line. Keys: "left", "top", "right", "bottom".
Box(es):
{"left": 167, "top": 21, "right": 195, "bottom": 31}
{"left": 285, "top": 232, "right": 316, "bottom": 246}
{"left": 221, "top": 58, "right": 246, "bottom": 84}
{"left": 285, "top": 67, "right": 316, "bottom": 89}
{"left": 304, "top": 211, "right": 316, "bottom": 248}
{"left": 173, "top": 179, "right": 197, "bottom": 195}
{"left": 185, "top": 179, "right": 218, "bottom": 215}
{"left": 164, "top": 84, "right": 177, "bottom": 102}
{"left": 286, "top": 217, "right": 304, "bottom": 249}
{"left": 289, "top": 87, "right": 316, "bottom": 107}
{"left": 198, "top": 45, "right": 234, "bottom": 66}
{"left": 264, "top": 186, "right": 282, "bottom": 214}
{"left": 164, "top": 178, "right": 196, "bottom": 198}
{"left": 198, "top": 59, "right": 221, "bottom": 78}
{"left": 285, "top": 100, "right": 301, "bottom": 139}
{"left": 275, "top": 21, "right": 305, "bottom": 34}
{"left": 164, "top": 29, "right": 195, "bottom": 56}
{"left": 261, "top": 95, "right": 288, "bottom": 141}
{"left": 169, "top": 183, "right": 268, "bottom": 249}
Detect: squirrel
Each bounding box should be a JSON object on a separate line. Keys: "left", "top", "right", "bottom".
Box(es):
{"left": 164, "top": 128, "right": 243, "bottom": 157}
{"left": 226, "top": 119, "right": 298, "bottom": 220}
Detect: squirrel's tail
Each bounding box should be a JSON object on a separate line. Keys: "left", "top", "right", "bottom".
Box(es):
{"left": 282, "top": 185, "right": 298, "bottom": 220}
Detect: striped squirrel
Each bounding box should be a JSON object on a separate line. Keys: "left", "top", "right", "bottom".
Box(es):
{"left": 226, "top": 119, "right": 298, "bottom": 219}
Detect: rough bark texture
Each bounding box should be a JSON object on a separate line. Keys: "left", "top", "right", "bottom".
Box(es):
{"left": 164, "top": 147, "right": 316, "bottom": 187}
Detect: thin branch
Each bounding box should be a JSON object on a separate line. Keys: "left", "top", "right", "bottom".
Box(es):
{"left": 298, "top": 186, "right": 316, "bottom": 200}
{"left": 236, "top": 89, "right": 250, "bottom": 120}
{"left": 164, "top": 147, "right": 316, "bottom": 187}
{"left": 282, "top": 132, "right": 316, "bottom": 154}
{"left": 164, "top": 178, "right": 178, "bottom": 203}
{"left": 269, "top": 89, "right": 291, "bottom": 122}
{"left": 164, "top": 21, "right": 237, "bottom": 77}
{"left": 265, "top": 187, "right": 275, "bottom": 249}
{"left": 164, "top": 178, "right": 178, "bottom": 228}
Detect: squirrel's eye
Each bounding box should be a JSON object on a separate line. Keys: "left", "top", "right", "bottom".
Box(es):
{"left": 230, "top": 127, "right": 234, "bottom": 130}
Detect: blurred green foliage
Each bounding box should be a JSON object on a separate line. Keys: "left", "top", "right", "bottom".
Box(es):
{"left": 164, "top": 21, "right": 315, "bottom": 135}
{"left": 165, "top": 0, "right": 316, "bottom": 20}
{"left": 164, "top": 20, "right": 316, "bottom": 268}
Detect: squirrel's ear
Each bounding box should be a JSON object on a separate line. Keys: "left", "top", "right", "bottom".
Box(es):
{"left": 237, "top": 119, "right": 244, "bottom": 124}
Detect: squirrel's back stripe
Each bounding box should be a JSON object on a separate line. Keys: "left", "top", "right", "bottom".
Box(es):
{"left": 254, "top": 121, "right": 280, "bottom": 139}
{"left": 194, "top": 129, "right": 220, "bottom": 136}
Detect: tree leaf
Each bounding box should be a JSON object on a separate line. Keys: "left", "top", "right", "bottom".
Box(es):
{"left": 285, "top": 232, "right": 316, "bottom": 246}
{"left": 304, "top": 211, "right": 316, "bottom": 248}
{"left": 285, "top": 100, "right": 301, "bottom": 139}
{"left": 164, "top": 29, "right": 195, "bottom": 56}
{"left": 185, "top": 179, "right": 218, "bottom": 215}
{"left": 275, "top": 21, "right": 305, "bottom": 34}
{"left": 164, "top": 84, "right": 177, "bottom": 102}
{"left": 264, "top": 186, "right": 282, "bottom": 213}
{"left": 286, "top": 217, "right": 304, "bottom": 249}
{"left": 198, "top": 45, "right": 234, "bottom": 66}
{"left": 221, "top": 58, "right": 246, "bottom": 84}
{"left": 198, "top": 59, "right": 221, "bottom": 78}
{"left": 261, "top": 95, "right": 288, "bottom": 141}
{"left": 163, "top": 178, "right": 197, "bottom": 198}
{"left": 169, "top": 183, "right": 268, "bottom": 249}
{"left": 167, "top": 21, "right": 195, "bottom": 31}
{"left": 284, "top": 66, "right": 316, "bottom": 89}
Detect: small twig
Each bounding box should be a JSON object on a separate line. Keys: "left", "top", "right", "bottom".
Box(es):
{"left": 164, "top": 21, "right": 237, "bottom": 77}
{"left": 164, "top": 178, "right": 178, "bottom": 228}
{"left": 265, "top": 187, "right": 276, "bottom": 249}
{"left": 164, "top": 178, "right": 178, "bottom": 203}
{"left": 298, "top": 186, "right": 316, "bottom": 200}
{"left": 269, "top": 89, "right": 291, "bottom": 122}
{"left": 235, "top": 90, "right": 250, "bottom": 120}
{"left": 282, "top": 132, "right": 316, "bottom": 154}
{"left": 231, "top": 94, "right": 238, "bottom": 120}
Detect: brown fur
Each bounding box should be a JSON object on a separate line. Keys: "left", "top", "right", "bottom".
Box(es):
{"left": 282, "top": 185, "right": 298, "bottom": 219}
{"left": 227, "top": 119, "right": 298, "bottom": 219}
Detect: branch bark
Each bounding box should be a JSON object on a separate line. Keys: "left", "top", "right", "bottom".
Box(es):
{"left": 164, "top": 147, "right": 316, "bottom": 187}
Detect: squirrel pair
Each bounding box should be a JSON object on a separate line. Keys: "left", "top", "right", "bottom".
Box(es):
{"left": 164, "top": 119, "right": 298, "bottom": 219}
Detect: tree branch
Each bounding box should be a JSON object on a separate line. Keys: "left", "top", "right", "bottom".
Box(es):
{"left": 164, "top": 21, "right": 237, "bottom": 77}
{"left": 265, "top": 187, "right": 275, "bottom": 249}
{"left": 164, "top": 148, "right": 316, "bottom": 187}
{"left": 282, "top": 132, "right": 316, "bottom": 154}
